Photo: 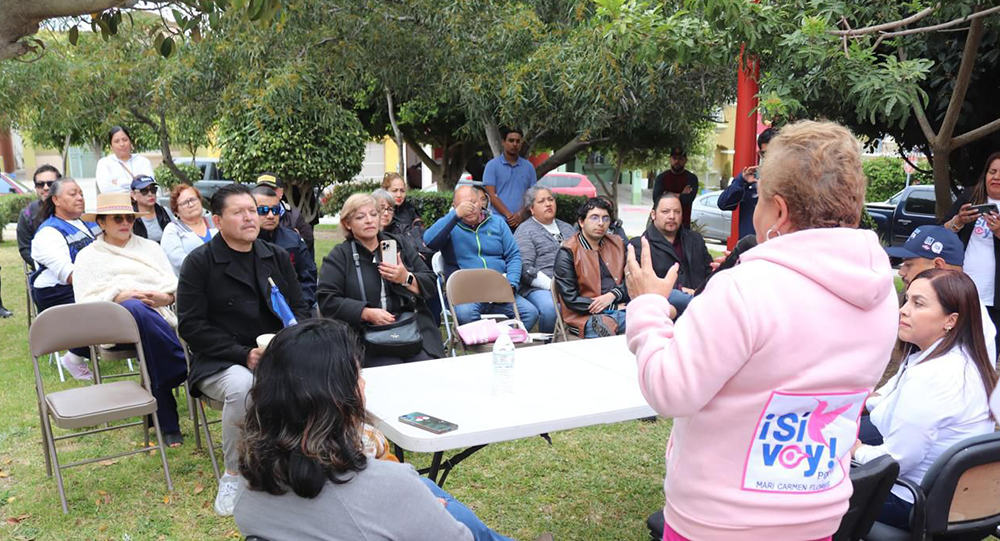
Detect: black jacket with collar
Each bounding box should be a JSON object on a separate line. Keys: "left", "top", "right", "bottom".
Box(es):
{"left": 132, "top": 203, "right": 172, "bottom": 241}
{"left": 177, "top": 234, "right": 310, "bottom": 395}
{"left": 317, "top": 231, "right": 445, "bottom": 363}
{"left": 629, "top": 223, "right": 713, "bottom": 290}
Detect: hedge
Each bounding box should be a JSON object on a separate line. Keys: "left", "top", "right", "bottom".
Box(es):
{"left": 321, "top": 181, "right": 589, "bottom": 227}
{"left": 863, "top": 157, "right": 933, "bottom": 203}
{"left": 0, "top": 194, "right": 37, "bottom": 241}
{"left": 154, "top": 162, "right": 202, "bottom": 191}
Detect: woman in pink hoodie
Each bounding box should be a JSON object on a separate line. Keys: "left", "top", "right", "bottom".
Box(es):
{"left": 625, "top": 120, "right": 899, "bottom": 541}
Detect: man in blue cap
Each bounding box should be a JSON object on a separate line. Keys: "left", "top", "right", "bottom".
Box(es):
{"left": 887, "top": 225, "right": 997, "bottom": 363}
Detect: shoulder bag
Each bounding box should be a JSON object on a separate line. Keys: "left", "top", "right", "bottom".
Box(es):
{"left": 351, "top": 241, "right": 423, "bottom": 358}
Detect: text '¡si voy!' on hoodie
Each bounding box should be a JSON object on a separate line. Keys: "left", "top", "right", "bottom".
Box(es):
{"left": 626, "top": 227, "right": 899, "bottom": 541}
{"left": 423, "top": 208, "right": 521, "bottom": 289}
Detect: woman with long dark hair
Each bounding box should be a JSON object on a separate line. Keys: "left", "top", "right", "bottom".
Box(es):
{"left": 95, "top": 126, "right": 155, "bottom": 194}
{"left": 943, "top": 151, "right": 1000, "bottom": 355}
{"left": 234, "top": 319, "right": 544, "bottom": 541}
{"left": 854, "top": 268, "right": 997, "bottom": 529}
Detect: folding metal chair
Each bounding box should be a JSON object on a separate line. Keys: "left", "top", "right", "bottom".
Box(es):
{"left": 29, "top": 301, "right": 172, "bottom": 514}
{"left": 431, "top": 252, "right": 457, "bottom": 357}
{"left": 24, "top": 260, "right": 69, "bottom": 381}
{"left": 445, "top": 268, "right": 528, "bottom": 354}
{"left": 550, "top": 279, "right": 580, "bottom": 342}
{"left": 177, "top": 334, "right": 223, "bottom": 481}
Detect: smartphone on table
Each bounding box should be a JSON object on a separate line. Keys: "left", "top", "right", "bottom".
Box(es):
{"left": 380, "top": 239, "right": 398, "bottom": 265}
{"left": 971, "top": 203, "right": 999, "bottom": 215}
{"left": 398, "top": 412, "right": 458, "bottom": 434}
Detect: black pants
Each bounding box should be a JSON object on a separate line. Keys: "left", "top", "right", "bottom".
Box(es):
{"left": 32, "top": 284, "right": 90, "bottom": 358}
{"left": 859, "top": 416, "right": 914, "bottom": 529}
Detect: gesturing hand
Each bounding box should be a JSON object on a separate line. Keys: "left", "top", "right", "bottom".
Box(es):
{"left": 625, "top": 237, "right": 678, "bottom": 299}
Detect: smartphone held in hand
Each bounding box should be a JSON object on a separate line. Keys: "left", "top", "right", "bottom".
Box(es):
{"left": 971, "top": 203, "right": 999, "bottom": 215}
{"left": 380, "top": 239, "right": 398, "bottom": 265}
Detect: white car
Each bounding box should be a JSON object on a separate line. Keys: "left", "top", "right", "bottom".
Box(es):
{"left": 690, "top": 190, "right": 733, "bottom": 242}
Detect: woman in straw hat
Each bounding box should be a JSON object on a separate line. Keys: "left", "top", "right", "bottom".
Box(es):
{"left": 73, "top": 192, "right": 188, "bottom": 447}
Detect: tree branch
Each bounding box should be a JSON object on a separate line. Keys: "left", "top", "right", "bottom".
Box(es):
{"left": 881, "top": 5, "right": 1000, "bottom": 38}
{"left": 952, "top": 116, "right": 1000, "bottom": 149}
{"left": 899, "top": 150, "right": 932, "bottom": 175}
{"left": 936, "top": 13, "right": 985, "bottom": 144}
{"left": 830, "top": 5, "right": 938, "bottom": 36}
{"left": 900, "top": 47, "right": 938, "bottom": 145}
{"left": 534, "top": 135, "right": 611, "bottom": 178}
{"left": 400, "top": 130, "right": 440, "bottom": 174}
{"left": 385, "top": 87, "right": 405, "bottom": 174}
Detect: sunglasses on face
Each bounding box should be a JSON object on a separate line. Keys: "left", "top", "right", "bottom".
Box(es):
{"left": 35, "top": 181, "right": 54, "bottom": 189}
{"left": 136, "top": 186, "right": 158, "bottom": 196}
{"left": 257, "top": 205, "right": 283, "bottom": 216}
{"left": 107, "top": 214, "right": 136, "bottom": 225}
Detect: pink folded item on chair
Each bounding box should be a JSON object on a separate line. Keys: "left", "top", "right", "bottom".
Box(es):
{"left": 457, "top": 319, "right": 529, "bottom": 345}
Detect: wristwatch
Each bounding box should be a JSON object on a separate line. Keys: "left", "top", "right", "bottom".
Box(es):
{"left": 405, "top": 272, "right": 415, "bottom": 286}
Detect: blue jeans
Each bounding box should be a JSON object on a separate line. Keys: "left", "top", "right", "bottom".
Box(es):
{"left": 420, "top": 478, "right": 515, "bottom": 541}
{"left": 524, "top": 289, "right": 557, "bottom": 333}
{"left": 453, "top": 294, "right": 540, "bottom": 331}
{"left": 859, "top": 415, "right": 884, "bottom": 446}
{"left": 878, "top": 492, "right": 913, "bottom": 529}
{"left": 584, "top": 309, "right": 627, "bottom": 338}
{"left": 668, "top": 289, "right": 693, "bottom": 316}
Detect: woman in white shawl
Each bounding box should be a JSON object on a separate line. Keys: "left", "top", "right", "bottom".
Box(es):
{"left": 73, "top": 193, "right": 188, "bottom": 447}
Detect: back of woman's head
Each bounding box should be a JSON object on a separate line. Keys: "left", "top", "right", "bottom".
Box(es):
{"left": 906, "top": 268, "right": 997, "bottom": 400}
{"left": 757, "top": 120, "right": 866, "bottom": 230}
{"left": 239, "top": 319, "right": 368, "bottom": 498}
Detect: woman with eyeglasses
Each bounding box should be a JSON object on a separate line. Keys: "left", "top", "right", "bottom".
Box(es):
{"left": 30, "top": 177, "right": 102, "bottom": 380}
{"left": 95, "top": 126, "right": 155, "bottom": 195}
{"left": 73, "top": 192, "right": 189, "bottom": 448}
{"left": 162, "top": 184, "right": 216, "bottom": 275}
{"left": 130, "top": 176, "right": 172, "bottom": 243}
{"left": 317, "top": 194, "right": 445, "bottom": 367}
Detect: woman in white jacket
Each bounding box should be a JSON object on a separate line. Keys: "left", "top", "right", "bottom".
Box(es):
{"left": 73, "top": 192, "right": 188, "bottom": 447}
{"left": 854, "top": 268, "right": 997, "bottom": 529}
{"left": 94, "top": 126, "right": 154, "bottom": 194}
{"left": 161, "top": 184, "right": 215, "bottom": 275}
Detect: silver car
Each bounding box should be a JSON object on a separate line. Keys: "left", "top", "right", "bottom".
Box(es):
{"left": 690, "top": 190, "right": 733, "bottom": 242}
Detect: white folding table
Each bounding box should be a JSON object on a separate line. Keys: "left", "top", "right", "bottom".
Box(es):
{"left": 362, "top": 335, "right": 655, "bottom": 486}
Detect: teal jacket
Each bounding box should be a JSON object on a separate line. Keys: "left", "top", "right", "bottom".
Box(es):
{"left": 423, "top": 209, "right": 521, "bottom": 288}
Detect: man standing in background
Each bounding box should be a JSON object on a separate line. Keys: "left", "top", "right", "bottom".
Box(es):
{"left": 652, "top": 147, "right": 699, "bottom": 228}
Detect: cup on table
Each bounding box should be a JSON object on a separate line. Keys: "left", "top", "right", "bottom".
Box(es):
{"left": 256, "top": 333, "right": 275, "bottom": 351}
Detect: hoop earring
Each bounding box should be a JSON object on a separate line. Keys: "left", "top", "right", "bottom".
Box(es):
{"left": 765, "top": 227, "right": 782, "bottom": 241}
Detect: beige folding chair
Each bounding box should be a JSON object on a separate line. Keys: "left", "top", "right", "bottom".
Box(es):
{"left": 24, "top": 260, "right": 69, "bottom": 381}
{"left": 177, "top": 334, "right": 223, "bottom": 481}
{"left": 29, "top": 301, "right": 172, "bottom": 514}
{"left": 446, "top": 268, "right": 529, "bottom": 354}
{"left": 550, "top": 280, "right": 580, "bottom": 342}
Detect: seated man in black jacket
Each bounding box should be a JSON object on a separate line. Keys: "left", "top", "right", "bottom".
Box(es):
{"left": 629, "top": 193, "right": 712, "bottom": 316}
{"left": 177, "top": 183, "right": 310, "bottom": 517}
{"left": 252, "top": 185, "right": 317, "bottom": 309}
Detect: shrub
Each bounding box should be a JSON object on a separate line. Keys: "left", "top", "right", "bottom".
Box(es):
{"left": 554, "top": 194, "right": 589, "bottom": 225}
{"left": 321, "top": 179, "right": 381, "bottom": 216}
{"left": 407, "top": 191, "right": 453, "bottom": 225}
{"left": 154, "top": 162, "right": 202, "bottom": 190}
{"left": 863, "top": 157, "right": 906, "bottom": 203}
{"left": 0, "top": 194, "right": 37, "bottom": 241}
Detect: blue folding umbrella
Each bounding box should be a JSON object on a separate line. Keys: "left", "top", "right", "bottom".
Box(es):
{"left": 268, "top": 277, "right": 298, "bottom": 327}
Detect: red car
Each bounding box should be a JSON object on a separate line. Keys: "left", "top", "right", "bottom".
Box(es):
{"left": 537, "top": 172, "right": 597, "bottom": 198}
{"left": 0, "top": 172, "right": 29, "bottom": 195}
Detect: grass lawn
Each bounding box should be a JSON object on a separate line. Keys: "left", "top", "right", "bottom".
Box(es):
{"left": 0, "top": 237, "right": 673, "bottom": 540}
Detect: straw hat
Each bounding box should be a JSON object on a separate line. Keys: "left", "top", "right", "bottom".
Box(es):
{"left": 82, "top": 192, "right": 139, "bottom": 222}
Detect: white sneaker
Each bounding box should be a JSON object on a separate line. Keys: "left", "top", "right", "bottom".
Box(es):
{"left": 214, "top": 474, "right": 240, "bottom": 516}
{"left": 61, "top": 353, "right": 92, "bottom": 381}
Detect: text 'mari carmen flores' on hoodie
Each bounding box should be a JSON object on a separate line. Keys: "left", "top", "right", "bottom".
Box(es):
{"left": 627, "top": 227, "right": 899, "bottom": 541}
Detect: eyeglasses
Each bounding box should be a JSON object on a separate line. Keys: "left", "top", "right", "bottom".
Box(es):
{"left": 136, "top": 186, "right": 158, "bottom": 196}
{"left": 107, "top": 214, "right": 136, "bottom": 224}
{"left": 257, "top": 205, "right": 283, "bottom": 216}
{"left": 34, "top": 181, "right": 54, "bottom": 189}
{"left": 178, "top": 197, "right": 200, "bottom": 208}
{"left": 378, "top": 205, "right": 394, "bottom": 215}
{"left": 587, "top": 215, "right": 611, "bottom": 224}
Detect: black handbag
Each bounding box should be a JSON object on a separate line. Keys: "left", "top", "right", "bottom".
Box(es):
{"left": 351, "top": 242, "right": 424, "bottom": 358}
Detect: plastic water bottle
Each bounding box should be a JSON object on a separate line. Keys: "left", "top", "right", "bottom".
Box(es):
{"left": 492, "top": 327, "right": 516, "bottom": 395}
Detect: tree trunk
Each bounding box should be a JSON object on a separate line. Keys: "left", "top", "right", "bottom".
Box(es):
{"left": 932, "top": 145, "right": 953, "bottom": 222}
{"left": 385, "top": 87, "right": 405, "bottom": 174}
{"left": 130, "top": 107, "right": 191, "bottom": 186}
{"left": 399, "top": 131, "right": 477, "bottom": 192}
{"left": 287, "top": 180, "right": 320, "bottom": 223}
{"left": 535, "top": 135, "right": 610, "bottom": 179}
{"left": 60, "top": 133, "right": 71, "bottom": 175}
{"left": 484, "top": 118, "right": 502, "bottom": 158}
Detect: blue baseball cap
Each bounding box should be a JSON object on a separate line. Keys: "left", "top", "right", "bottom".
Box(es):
{"left": 130, "top": 175, "right": 156, "bottom": 190}
{"left": 885, "top": 225, "right": 964, "bottom": 266}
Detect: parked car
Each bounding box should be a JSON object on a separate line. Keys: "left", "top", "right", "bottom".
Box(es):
{"left": 0, "top": 172, "right": 30, "bottom": 195}
{"left": 690, "top": 190, "right": 732, "bottom": 242}
{"left": 157, "top": 157, "right": 232, "bottom": 209}
{"left": 865, "top": 185, "right": 953, "bottom": 247}
{"left": 538, "top": 172, "right": 597, "bottom": 198}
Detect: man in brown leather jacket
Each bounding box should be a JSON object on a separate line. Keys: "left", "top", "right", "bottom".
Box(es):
{"left": 554, "top": 197, "right": 629, "bottom": 337}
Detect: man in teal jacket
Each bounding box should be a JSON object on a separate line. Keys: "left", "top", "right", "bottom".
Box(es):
{"left": 424, "top": 185, "right": 539, "bottom": 329}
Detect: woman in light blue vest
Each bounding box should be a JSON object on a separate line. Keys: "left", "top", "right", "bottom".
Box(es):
{"left": 30, "top": 178, "right": 101, "bottom": 380}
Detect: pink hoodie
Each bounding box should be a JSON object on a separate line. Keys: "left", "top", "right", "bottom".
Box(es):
{"left": 627, "top": 228, "right": 898, "bottom": 541}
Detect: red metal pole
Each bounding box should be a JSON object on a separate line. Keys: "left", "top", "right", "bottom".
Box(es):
{"left": 728, "top": 45, "right": 760, "bottom": 250}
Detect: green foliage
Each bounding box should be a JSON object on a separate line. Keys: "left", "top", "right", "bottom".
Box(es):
{"left": 0, "top": 194, "right": 36, "bottom": 241}
{"left": 406, "top": 191, "right": 453, "bottom": 225}
{"left": 154, "top": 162, "right": 202, "bottom": 190}
{"left": 863, "top": 157, "right": 907, "bottom": 203}
{"left": 321, "top": 179, "right": 381, "bottom": 216}
{"left": 554, "top": 194, "right": 589, "bottom": 225}
{"left": 859, "top": 207, "right": 878, "bottom": 234}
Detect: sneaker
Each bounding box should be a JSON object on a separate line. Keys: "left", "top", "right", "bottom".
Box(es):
{"left": 214, "top": 474, "right": 240, "bottom": 516}
{"left": 589, "top": 315, "right": 614, "bottom": 338}
{"left": 61, "top": 354, "right": 92, "bottom": 381}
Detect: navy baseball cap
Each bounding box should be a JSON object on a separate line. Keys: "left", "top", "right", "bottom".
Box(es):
{"left": 885, "top": 225, "right": 964, "bottom": 266}
{"left": 130, "top": 175, "right": 156, "bottom": 190}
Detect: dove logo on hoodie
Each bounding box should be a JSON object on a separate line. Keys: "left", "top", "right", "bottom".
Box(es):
{"left": 741, "top": 390, "right": 867, "bottom": 494}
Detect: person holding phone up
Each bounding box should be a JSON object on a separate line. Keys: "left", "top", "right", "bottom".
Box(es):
{"left": 318, "top": 194, "right": 445, "bottom": 367}
{"left": 717, "top": 128, "right": 777, "bottom": 239}
{"left": 944, "top": 152, "right": 1000, "bottom": 347}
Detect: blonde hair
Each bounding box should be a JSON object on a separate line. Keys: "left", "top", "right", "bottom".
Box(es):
{"left": 757, "top": 120, "right": 866, "bottom": 230}
{"left": 339, "top": 193, "right": 377, "bottom": 239}
{"left": 381, "top": 172, "right": 405, "bottom": 190}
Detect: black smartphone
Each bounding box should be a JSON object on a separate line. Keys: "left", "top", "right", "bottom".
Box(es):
{"left": 971, "top": 203, "right": 999, "bottom": 215}
{"left": 398, "top": 412, "right": 458, "bottom": 434}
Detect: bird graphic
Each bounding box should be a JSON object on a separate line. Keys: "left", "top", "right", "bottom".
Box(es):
{"left": 806, "top": 399, "right": 851, "bottom": 446}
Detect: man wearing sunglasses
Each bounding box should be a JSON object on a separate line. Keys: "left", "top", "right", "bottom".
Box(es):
{"left": 554, "top": 197, "right": 629, "bottom": 338}
{"left": 254, "top": 173, "right": 315, "bottom": 256}
{"left": 130, "top": 176, "right": 172, "bottom": 243}
{"left": 17, "top": 165, "right": 61, "bottom": 267}
{"left": 252, "top": 185, "right": 317, "bottom": 309}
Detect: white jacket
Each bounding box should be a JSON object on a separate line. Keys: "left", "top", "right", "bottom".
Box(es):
{"left": 856, "top": 340, "right": 993, "bottom": 502}
{"left": 161, "top": 218, "right": 216, "bottom": 276}
{"left": 72, "top": 235, "right": 179, "bottom": 328}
